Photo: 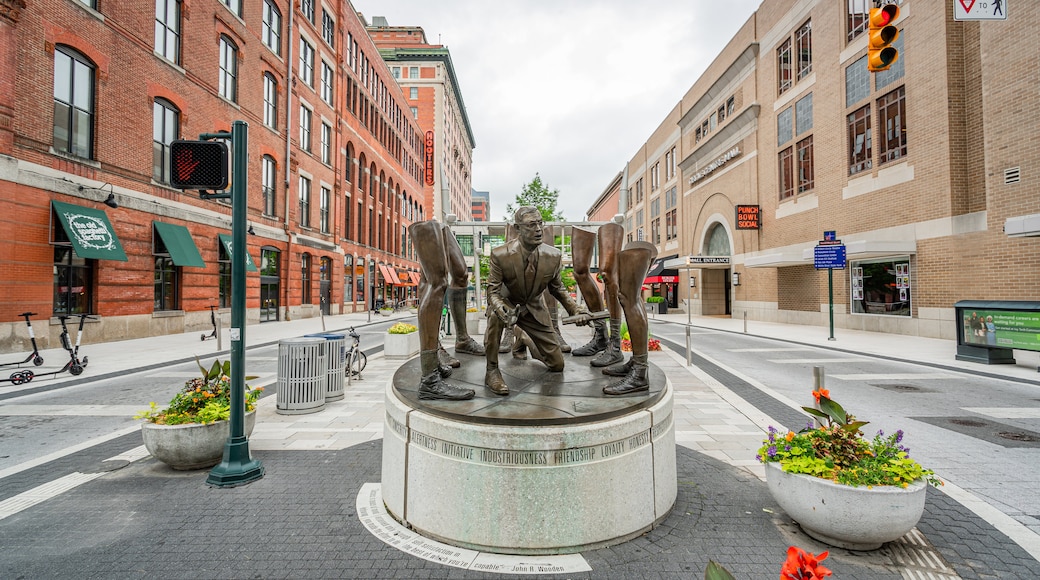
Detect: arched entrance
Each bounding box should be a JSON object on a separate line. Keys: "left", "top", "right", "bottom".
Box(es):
{"left": 701, "top": 222, "right": 733, "bottom": 316}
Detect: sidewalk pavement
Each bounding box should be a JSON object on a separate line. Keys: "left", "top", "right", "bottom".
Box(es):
{"left": 1, "top": 308, "right": 1039, "bottom": 578}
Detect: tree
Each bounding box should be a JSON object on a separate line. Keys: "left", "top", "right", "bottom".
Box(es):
{"left": 505, "top": 173, "right": 565, "bottom": 222}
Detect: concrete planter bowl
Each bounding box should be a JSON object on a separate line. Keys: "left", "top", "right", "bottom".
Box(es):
{"left": 384, "top": 331, "right": 420, "bottom": 360}
{"left": 764, "top": 461, "right": 927, "bottom": 550}
{"left": 142, "top": 411, "right": 256, "bottom": 470}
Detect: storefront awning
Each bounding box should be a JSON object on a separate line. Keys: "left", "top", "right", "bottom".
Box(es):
{"left": 396, "top": 268, "right": 417, "bottom": 287}
{"left": 51, "top": 200, "right": 128, "bottom": 261}
{"left": 644, "top": 254, "right": 678, "bottom": 284}
{"left": 153, "top": 221, "right": 205, "bottom": 268}
{"left": 217, "top": 234, "right": 259, "bottom": 272}
{"left": 378, "top": 264, "right": 397, "bottom": 285}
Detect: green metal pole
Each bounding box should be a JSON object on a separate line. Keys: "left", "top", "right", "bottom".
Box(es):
{"left": 208, "top": 120, "right": 264, "bottom": 487}
{"left": 828, "top": 267, "right": 836, "bottom": 341}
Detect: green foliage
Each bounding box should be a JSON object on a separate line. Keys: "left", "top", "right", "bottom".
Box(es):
{"left": 505, "top": 173, "right": 565, "bottom": 222}
{"left": 704, "top": 560, "right": 737, "bottom": 580}
{"left": 135, "top": 357, "right": 262, "bottom": 425}
{"left": 757, "top": 392, "right": 942, "bottom": 488}
{"left": 560, "top": 268, "right": 577, "bottom": 292}
{"left": 646, "top": 295, "right": 665, "bottom": 303}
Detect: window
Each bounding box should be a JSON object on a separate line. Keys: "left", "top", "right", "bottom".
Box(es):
{"left": 777, "top": 107, "right": 793, "bottom": 147}
{"left": 665, "top": 147, "right": 676, "bottom": 180}
{"left": 778, "top": 147, "right": 795, "bottom": 200}
{"left": 152, "top": 99, "right": 179, "bottom": 184}
{"left": 392, "top": 66, "right": 400, "bottom": 79}
{"left": 666, "top": 209, "right": 677, "bottom": 241}
{"left": 777, "top": 37, "right": 792, "bottom": 95}
{"left": 651, "top": 197, "right": 660, "bottom": 219}
{"left": 321, "top": 61, "right": 334, "bottom": 104}
{"left": 322, "top": 10, "right": 335, "bottom": 47}
{"left": 797, "top": 136, "right": 814, "bottom": 193}
{"left": 53, "top": 246, "right": 93, "bottom": 316}
{"left": 301, "top": 253, "right": 312, "bottom": 304}
{"left": 665, "top": 186, "right": 677, "bottom": 209}
{"left": 300, "top": 0, "right": 314, "bottom": 23}
{"left": 262, "top": 0, "right": 281, "bottom": 55}
{"left": 221, "top": 0, "right": 241, "bottom": 18}
{"left": 320, "top": 122, "right": 331, "bottom": 164}
{"left": 796, "top": 20, "right": 812, "bottom": 81}
{"left": 357, "top": 198, "right": 364, "bottom": 241}
{"left": 344, "top": 195, "right": 352, "bottom": 240}
{"left": 53, "top": 46, "right": 95, "bottom": 159}
{"left": 299, "top": 39, "right": 314, "bottom": 87}
{"left": 218, "top": 36, "right": 237, "bottom": 102}
{"left": 410, "top": 87, "right": 418, "bottom": 100}
{"left": 155, "top": 0, "right": 180, "bottom": 63}
{"left": 634, "top": 178, "right": 644, "bottom": 204}
{"left": 726, "top": 96, "right": 735, "bottom": 117}
{"left": 299, "top": 105, "right": 311, "bottom": 151}
{"left": 299, "top": 176, "right": 311, "bottom": 228}
{"left": 320, "top": 186, "right": 330, "bottom": 233}
{"left": 718, "top": 105, "right": 726, "bottom": 125}
{"left": 875, "top": 36, "right": 905, "bottom": 90}
{"left": 410, "top": 107, "right": 417, "bottom": 119}
{"left": 651, "top": 218, "right": 660, "bottom": 245}
{"left": 262, "top": 155, "right": 276, "bottom": 216}
{"left": 651, "top": 163, "right": 660, "bottom": 191}
{"left": 877, "top": 87, "right": 906, "bottom": 164}
{"left": 154, "top": 256, "right": 179, "bottom": 312}
{"left": 847, "top": 105, "right": 872, "bottom": 175}
{"left": 409, "top": 66, "right": 418, "bottom": 79}
{"left": 845, "top": 56, "right": 870, "bottom": 107}
{"left": 263, "top": 73, "right": 278, "bottom": 129}
{"left": 851, "top": 258, "right": 911, "bottom": 317}
{"left": 344, "top": 255, "right": 354, "bottom": 301}
{"left": 218, "top": 241, "right": 231, "bottom": 308}
{"left": 847, "top": 0, "right": 870, "bottom": 43}
{"left": 795, "top": 93, "right": 813, "bottom": 135}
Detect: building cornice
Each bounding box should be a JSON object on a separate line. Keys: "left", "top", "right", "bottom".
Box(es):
{"left": 378, "top": 47, "right": 476, "bottom": 148}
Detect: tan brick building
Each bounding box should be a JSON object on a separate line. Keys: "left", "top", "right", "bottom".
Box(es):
{"left": 613, "top": 0, "right": 1039, "bottom": 340}
{"left": 0, "top": 0, "right": 425, "bottom": 351}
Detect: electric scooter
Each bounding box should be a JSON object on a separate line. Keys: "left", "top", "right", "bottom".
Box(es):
{"left": 201, "top": 305, "right": 219, "bottom": 341}
{"left": 3, "top": 313, "right": 94, "bottom": 386}
{"left": 0, "top": 312, "right": 44, "bottom": 368}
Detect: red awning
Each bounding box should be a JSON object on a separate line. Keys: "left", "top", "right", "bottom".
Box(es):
{"left": 378, "top": 265, "right": 397, "bottom": 285}
{"left": 644, "top": 275, "right": 679, "bottom": 284}
{"left": 409, "top": 271, "right": 422, "bottom": 285}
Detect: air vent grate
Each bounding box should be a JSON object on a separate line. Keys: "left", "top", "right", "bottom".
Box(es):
{"left": 1004, "top": 167, "right": 1021, "bottom": 184}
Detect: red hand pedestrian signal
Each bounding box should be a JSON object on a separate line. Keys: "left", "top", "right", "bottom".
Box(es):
{"left": 867, "top": 5, "right": 900, "bottom": 73}
{"left": 169, "top": 140, "right": 229, "bottom": 190}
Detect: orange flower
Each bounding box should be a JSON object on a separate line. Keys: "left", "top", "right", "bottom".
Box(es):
{"left": 781, "top": 546, "right": 832, "bottom": 579}
{"left": 785, "top": 431, "right": 795, "bottom": 442}
{"left": 811, "top": 389, "right": 830, "bottom": 403}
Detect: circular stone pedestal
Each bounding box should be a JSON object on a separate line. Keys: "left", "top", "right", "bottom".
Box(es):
{"left": 381, "top": 350, "right": 676, "bottom": 555}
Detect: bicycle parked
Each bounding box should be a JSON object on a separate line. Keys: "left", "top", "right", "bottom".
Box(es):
{"left": 345, "top": 327, "right": 367, "bottom": 383}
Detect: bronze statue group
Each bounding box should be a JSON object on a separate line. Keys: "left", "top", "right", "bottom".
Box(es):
{"left": 408, "top": 207, "right": 658, "bottom": 401}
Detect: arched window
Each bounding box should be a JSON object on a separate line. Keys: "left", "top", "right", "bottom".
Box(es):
{"left": 705, "top": 223, "right": 732, "bottom": 256}
{"left": 344, "top": 143, "right": 355, "bottom": 184}
{"left": 262, "top": 155, "right": 277, "bottom": 216}
{"left": 53, "top": 46, "right": 95, "bottom": 159}
{"left": 263, "top": 72, "right": 277, "bottom": 129}
{"left": 218, "top": 35, "right": 238, "bottom": 102}
{"left": 152, "top": 98, "right": 179, "bottom": 183}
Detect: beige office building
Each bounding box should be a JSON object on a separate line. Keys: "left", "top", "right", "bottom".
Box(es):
{"left": 616, "top": 0, "right": 1039, "bottom": 340}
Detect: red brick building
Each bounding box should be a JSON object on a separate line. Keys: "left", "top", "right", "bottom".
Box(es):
{"left": 0, "top": 0, "right": 423, "bottom": 351}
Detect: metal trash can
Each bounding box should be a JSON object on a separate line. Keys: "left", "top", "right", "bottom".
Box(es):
{"left": 276, "top": 337, "right": 327, "bottom": 415}
{"left": 304, "top": 332, "right": 346, "bottom": 402}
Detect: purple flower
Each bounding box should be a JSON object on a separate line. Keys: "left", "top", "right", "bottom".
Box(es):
{"left": 877, "top": 429, "right": 885, "bottom": 437}
{"left": 895, "top": 430, "right": 904, "bottom": 443}
{"left": 767, "top": 445, "right": 777, "bottom": 458}
{"left": 784, "top": 445, "right": 791, "bottom": 452}
{"left": 755, "top": 454, "right": 762, "bottom": 462}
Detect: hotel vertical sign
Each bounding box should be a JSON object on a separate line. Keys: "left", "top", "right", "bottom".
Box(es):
{"left": 423, "top": 131, "right": 435, "bottom": 186}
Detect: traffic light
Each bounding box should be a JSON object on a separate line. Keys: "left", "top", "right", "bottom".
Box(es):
{"left": 169, "top": 140, "right": 229, "bottom": 190}
{"left": 867, "top": 4, "right": 900, "bottom": 73}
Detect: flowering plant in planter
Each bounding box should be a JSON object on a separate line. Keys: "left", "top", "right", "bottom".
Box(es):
{"left": 387, "top": 322, "right": 418, "bottom": 334}
{"left": 618, "top": 322, "right": 661, "bottom": 352}
{"left": 135, "top": 358, "right": 262, "bottom": 425}
{"left": 705, "top": 546, "right": 832, "bottom": 579}
{"left": 757, "top": 389, "right": 942, "bottom": 488}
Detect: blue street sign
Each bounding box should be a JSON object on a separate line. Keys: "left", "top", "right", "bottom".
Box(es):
{"left": 814, "top": 244, "right": 847, "bottom": 269}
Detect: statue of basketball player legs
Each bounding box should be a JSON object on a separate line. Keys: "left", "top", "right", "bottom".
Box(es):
{"left": 603, "top": 241, "right": 658, "bottom": 395}
{"left": 408, "top": 220, "right": 476, "bottom": 401}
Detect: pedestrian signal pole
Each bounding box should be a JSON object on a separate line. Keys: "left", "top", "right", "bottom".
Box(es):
{"left": 170, "top": 122, "right": 264, "bottom": 487}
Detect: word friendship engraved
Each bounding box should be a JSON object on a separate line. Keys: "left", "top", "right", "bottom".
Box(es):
{"left": 404, "top": 428, "right": 655, "bottom": 467}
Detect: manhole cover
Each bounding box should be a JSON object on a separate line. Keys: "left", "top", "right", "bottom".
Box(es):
{"left": 950, "top": 418, "right": 988, "bottom": 427}
{"left": 999, "top": 432, "right": 1038, "bottom": 442}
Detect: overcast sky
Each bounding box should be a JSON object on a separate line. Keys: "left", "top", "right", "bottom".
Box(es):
{"left": 353, "top": 0, "right": 762, "bottom": 221}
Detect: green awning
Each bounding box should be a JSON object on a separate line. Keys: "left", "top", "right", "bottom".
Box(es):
{"left": 153, "top": 221, "right": 205, "bottom": 268}
{"left": 218, "top": 233, "right": 259, "bottom": 272}
{"left": 51, "top": 200, "right": 128, "bottom": 261}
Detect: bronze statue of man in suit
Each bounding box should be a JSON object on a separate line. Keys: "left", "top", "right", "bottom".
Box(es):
{"left": 484, "top": 207, "right": 591, "bottom": 395}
